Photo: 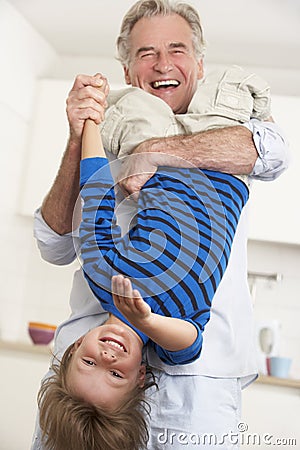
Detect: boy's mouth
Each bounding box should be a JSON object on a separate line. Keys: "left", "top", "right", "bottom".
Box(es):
{"left": 100, "top": 338, "right": 127, "bottom": 353}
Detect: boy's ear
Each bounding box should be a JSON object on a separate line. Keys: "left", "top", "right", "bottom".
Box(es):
{"left": 138, "top": 364, "right": 147, "bottom": 388}
{"left": 73, "top": 337, "right": 83, "bottom": 351}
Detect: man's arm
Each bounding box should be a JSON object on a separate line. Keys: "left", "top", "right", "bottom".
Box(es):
{"left": 41, "top": 139, "right": 81, "bottom": 235}
{"left": 117, "top": 124, "right": 259, "bottom": 197}
{"left": 112, "top": 275, "right": 198, "bottom": 351}
{"left": 41, "top": 74, "right": 109, "bottom": 235}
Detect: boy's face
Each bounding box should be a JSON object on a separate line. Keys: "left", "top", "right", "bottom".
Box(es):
{"left": 67, "top": 324, "right": 146, "bottom": 411}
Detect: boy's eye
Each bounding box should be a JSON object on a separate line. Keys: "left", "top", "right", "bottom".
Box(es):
{"left": 111, "top": 370, "right": 123, "bottom": 379}
{"left": 83, "top": 359, "right": 95, "bottom": 366}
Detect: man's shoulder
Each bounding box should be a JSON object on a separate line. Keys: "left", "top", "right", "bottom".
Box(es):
{"left": 201, "top": 64, "right": 269, "bottom": 89}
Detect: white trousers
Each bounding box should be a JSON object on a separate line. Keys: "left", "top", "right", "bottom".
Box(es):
{"left": 147, "top": 374, "right": 242, "bottom": 450}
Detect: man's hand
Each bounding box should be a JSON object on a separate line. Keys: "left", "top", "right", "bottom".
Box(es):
{"left": 117, "top": 150, "right": 160, "bottom": 199}
{"left": 66, "top": 73, "right": 109, "bottom": 146}
{"left": 112, "top": 275, "right": 152, "bottom": 326}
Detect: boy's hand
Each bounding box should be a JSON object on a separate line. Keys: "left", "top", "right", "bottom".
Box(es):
{"left": 112, "top": 275, "right": 152, "bottom": 326}
{"left": 112, "top": 275, "right": 198, "bottom": 352}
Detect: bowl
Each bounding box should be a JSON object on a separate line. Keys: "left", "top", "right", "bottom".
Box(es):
{"left": 28, "top": 322, "right": 57, "bottom": 345}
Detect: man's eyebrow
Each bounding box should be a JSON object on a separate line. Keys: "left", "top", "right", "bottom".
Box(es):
{"left": 135, "top": 42, "right": 188, "bottom": 57}
{"left": 169, "top": 42, "right": 188, "bottom": 50}
{"left": 135, "top": 46, "right": 155, "bottom": 57}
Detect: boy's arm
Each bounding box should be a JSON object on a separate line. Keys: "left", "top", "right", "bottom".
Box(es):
{"left": 81, "top": 118, "right": 106, "bottom": 160}
{"left": 112, "top": 275, "right": 198, "bottom": 351}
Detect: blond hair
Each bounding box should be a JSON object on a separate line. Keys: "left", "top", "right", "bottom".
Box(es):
{"left": 116, "top": 0, "right": 206, "bottom": 66}
{"left": 38, "top": 343, "right": 157, "bottom": 450}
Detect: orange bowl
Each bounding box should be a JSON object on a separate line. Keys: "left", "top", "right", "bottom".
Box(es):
{"left": 28, "top": 322, "right": 57, "bottom": 345}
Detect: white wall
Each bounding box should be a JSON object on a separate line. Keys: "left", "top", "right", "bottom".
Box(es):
{"left": 0, "top": 0, "right": 75, "bottom": 342}
{"left": 247, "top": 240, "right": 300, "bottom": 379}
{"left": 241, "top": 240, "right": 300, "bottom": 448}
{"left": 0, "top": 1, "right": 300, "bottom": 449}
{"left": 0, "top": 3, "right": 77, "bottom": 448}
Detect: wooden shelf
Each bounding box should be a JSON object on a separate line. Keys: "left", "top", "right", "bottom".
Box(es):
{"left": 0, "top": 340, "right": 52, "bottom": 355}
{"left": 256, "top": 374, "right": 300, "bottom": 389}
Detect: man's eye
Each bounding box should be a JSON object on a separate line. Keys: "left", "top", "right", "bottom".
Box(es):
{"left": 141, "top": 52, "right": 155, "bottom": 59}
{"left": 83, "top": 359, "right": 95, "bottom": 366}
{"left": 111, "top": 370, "right": 123, "bottom": 379}
{"left": 172, "top": 49, "right": 185, "bottom": 55}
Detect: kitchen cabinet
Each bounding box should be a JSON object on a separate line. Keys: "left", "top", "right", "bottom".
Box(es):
{"left": 20, "top": 80, "right": 300, "bottom": 245}
{"left": 248, "top": 95, "right": 300, "bottom": 244}
{"left": 0, "top": 341, "right": 50, "bottom": 450}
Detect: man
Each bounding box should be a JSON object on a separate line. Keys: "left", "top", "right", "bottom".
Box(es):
{"left": 32, "top": 1, "right": 288, "bottom": 448}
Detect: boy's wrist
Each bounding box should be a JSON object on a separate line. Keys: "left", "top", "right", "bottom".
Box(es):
{"left": 131, "top": 312, "right": 157, "bottom": 334}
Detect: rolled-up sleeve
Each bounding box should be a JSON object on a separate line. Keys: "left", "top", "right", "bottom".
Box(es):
{"left": 243, "top": 119, "right": 289, "bottom": 181}
{"left": 34, "top": 208, "right": 79, "bottom": 265}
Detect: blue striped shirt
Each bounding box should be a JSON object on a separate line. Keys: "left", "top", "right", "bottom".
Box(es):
{"left": 80, "top": 157, "right": 248, "bottom": 365}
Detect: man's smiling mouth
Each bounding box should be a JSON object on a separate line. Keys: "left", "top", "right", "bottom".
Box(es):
{"left": 152, "top": 79, "right": 180, "bottom": 89}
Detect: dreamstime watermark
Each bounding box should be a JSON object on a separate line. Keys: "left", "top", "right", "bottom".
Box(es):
{"left": 157, "top": 423, "right": 297, "bottom": 447}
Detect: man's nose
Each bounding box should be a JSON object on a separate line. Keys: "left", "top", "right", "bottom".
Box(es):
{"left": 154, "top": 52, "right": 173, "bottom": 73}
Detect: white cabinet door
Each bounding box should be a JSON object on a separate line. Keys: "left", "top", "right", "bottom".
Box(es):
{"left": 248, "top": 95, "right": 300, "bottom": 244}
{"left": 19, "top": 79, "right": 71, "bottom": 216}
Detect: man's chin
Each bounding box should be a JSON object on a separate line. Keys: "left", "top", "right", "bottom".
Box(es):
{"left": 151, "top": 91, "right": 179, "bottom": 111}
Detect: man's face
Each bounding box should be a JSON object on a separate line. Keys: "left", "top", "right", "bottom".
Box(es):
{"left": 123, "top": 14, "right": 203, "bottom": 114}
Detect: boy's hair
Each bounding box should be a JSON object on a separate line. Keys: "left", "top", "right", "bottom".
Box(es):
{"left": 38, "top": 343, "right": 157, "bottom": 450}
{"left": 116, "top": 0, "right": 206, "bottom": 66}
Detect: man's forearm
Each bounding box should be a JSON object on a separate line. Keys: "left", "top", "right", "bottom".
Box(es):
{"left": 138, "top": 125, "right": 258, "bottom": 175}
{"left": 41, "top": 139, "right": 81, "bottom": 235}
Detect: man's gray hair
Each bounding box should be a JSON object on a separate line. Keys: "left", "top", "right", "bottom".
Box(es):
{"left": 116, "top": 0, "right": 206, "bottom": 66}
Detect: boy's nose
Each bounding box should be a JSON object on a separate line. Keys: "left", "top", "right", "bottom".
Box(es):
{"left": 101, "top": 349, "right": 116, "bottom": 361}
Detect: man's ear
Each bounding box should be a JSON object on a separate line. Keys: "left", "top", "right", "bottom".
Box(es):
{"left": 197, "top": 58, "right": 204, "bottom": 80}
{"left": 138, "top": 364, "right": 147, "bottom": 388}
{"left": 123, "top": 65, "right": 131, "bottom": 85}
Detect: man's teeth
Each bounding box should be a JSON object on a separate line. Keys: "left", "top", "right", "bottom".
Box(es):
{"left": 103, "top": 340, "right": 126, "bottom": 352}
{"left": 153, "top": 80, "right": 179, "bottom": 88}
